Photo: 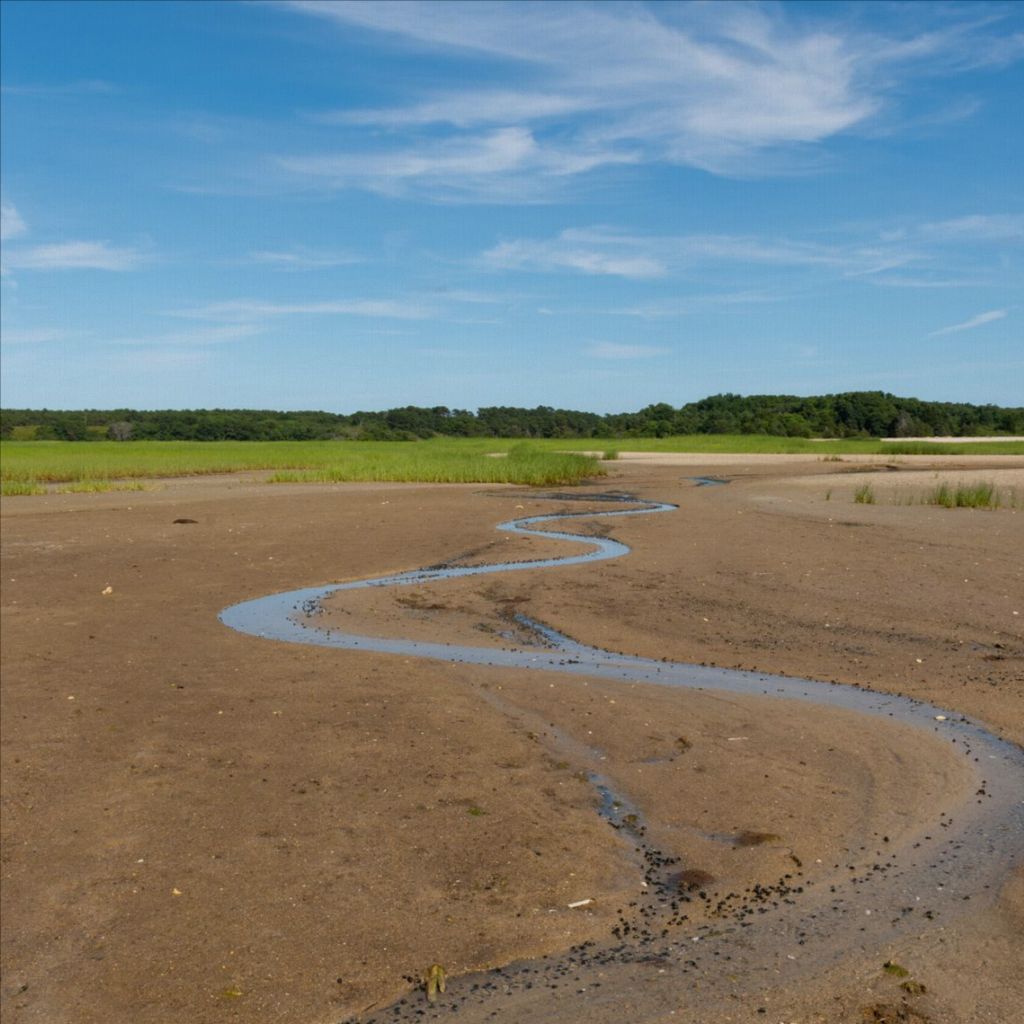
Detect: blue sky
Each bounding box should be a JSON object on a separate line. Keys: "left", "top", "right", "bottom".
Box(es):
{"left": 1, "top": 0, "right": 1021, "bottom": 412}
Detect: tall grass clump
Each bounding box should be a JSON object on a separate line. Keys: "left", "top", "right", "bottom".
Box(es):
{"left": 926, "top": 481, "right": 1003, "bottom": 509}
{"left": 853, "top": 483, "right": 876, "bottom": 504}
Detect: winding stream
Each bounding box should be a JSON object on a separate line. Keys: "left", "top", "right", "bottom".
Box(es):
{"left": 220, "top": 493, "right": 1023, "bottom": 1022}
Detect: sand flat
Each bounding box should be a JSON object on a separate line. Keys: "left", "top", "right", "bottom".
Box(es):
{"left": 2, "top": 457, "right": 1021, "bottom": 1023}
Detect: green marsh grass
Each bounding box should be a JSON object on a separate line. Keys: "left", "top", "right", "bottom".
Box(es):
{"left": 545, "top": 436, "right": 1024, "bottom": 456}
{"left": 1, "top": 479, "right": 47, "bottom": 496}
{"left": 268, "top": 445, "right": 600, "bottom": 487}
{"left": 3, "top": 434, "right": 1020, "bottom": 495}
{"left": 56, "top": 480, "right": 152, "bottom": 494}
{"left": 0, "top": 439, "right": 601, "bottom": 489}
{"left": 880, "top": 441, "right": 1024, "bottom": 456}
{"left": 853, "top": 483, "right": 876, "bottom": 504}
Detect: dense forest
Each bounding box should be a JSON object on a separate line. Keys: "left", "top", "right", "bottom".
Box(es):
{"left": 2, "top": 393, "right": 1022, "bottom": 442}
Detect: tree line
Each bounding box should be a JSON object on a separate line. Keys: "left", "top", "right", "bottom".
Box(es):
{"left": 2, "top": 392, "right": 1021, "bottom": 442}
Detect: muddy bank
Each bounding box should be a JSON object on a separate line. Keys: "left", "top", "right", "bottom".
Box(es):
{"left": 2, "top": 459, "right": 1022, "bottom": 1023}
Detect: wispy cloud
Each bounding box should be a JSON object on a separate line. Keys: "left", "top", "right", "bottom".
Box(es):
{"left": 1, "top": 323, "right": 260, "bottom": 349}
{"left": 865, "top": 275, "right": 978, "bottom": 290}
{"left": 485, "top": 231, "right": 666, "bottom": 278}
{"left": 928, "top": 309, "right": 1008, "bottom": 337}
{"left": 918, "top": 214, "right": 1024, "bottom": 243}
{"left": 316, "top": 90, "right": 589, "bottom": 128}
{"left": 0, "top": 326, "right": 69, "bottom": 345}
{"left": 173, "top": 298, "right": 432, "bottom": 322}
{"left": 609, "top": 291, "right": 780, "bottom": 318}
{"left": 279, "top": 0, "right": 1023, "bottom": 199}
{"left": 279, "top": 127, "right": 637, "bottom": 201}
{"left": 416, "top": 346, "right": 475, "bottom": 358}
{"left": 107, "top": 324, "right": 264, "bottom": 347}
{"left": 248, "top": 247, "right": 362, "bottom": 269}
{"left": 481, "top": 226, "right": 921, "bottom": 280}
{"left": 1, "top": 203, "right": 27, "bottom": 241}
{"left": 587, "top": 341, "right": 667, "bottom": 360}
{"left": 3, "top": 241, "right": 147, "bottom": 271}
{"left": 425, "top": 287, "right": 511, "bottom": 305}
{"left": 672, "top": 234, "right": 918, "bottom": 274}
{"left": 105, "top": 349, "right": 211, "bottom": 372}
{"left": 1, "top": 79, "right": 118, "bottom": 97}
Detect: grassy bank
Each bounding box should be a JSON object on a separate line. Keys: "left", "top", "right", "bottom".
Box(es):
{"left": 0, "top": 440, "right": 601, "bottom": 492}
{"left": 2, "top": 435, "right": 1021, "bottom": 495}
{"left": 266, "top": 446, "right": 601, "bottom": 487}
{"left": 544, "top": 436, "right": 1024, "bottom": 456}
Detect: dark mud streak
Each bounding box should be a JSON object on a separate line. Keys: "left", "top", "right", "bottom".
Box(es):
{"left": 219, "top": 496, "right": 1024, "bottom": 1023}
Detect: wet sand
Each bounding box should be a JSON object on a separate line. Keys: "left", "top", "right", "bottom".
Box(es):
{"left": 1, "top": 457, "right": 1021, "bottom": 1023}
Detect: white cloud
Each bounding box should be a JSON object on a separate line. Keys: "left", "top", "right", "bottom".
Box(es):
{"left": 481, "top": 213, "right": 1018, "bottom": 293}
{"left": 587, "top": 342, "right": 667, "bottom": 360}
{"left": 1, "top": 203, "right": 27, "bottom": 241}
{"left": 928, "top": 309, "right": 1008, "bottom": 337}
{"left": 280, "top": 0, "right": 1020, "bottom": 194}
{"left": 3, "top": 241, "right": 146, "bottom": 271}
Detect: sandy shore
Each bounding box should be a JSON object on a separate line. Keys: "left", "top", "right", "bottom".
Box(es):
{"left": 2, "top": 457, "right": 1021, "bottom": 1024}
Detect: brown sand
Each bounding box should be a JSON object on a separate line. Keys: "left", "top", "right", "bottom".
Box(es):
{"left": 1, "top": 458, "right": 1021, "bottom": 1023}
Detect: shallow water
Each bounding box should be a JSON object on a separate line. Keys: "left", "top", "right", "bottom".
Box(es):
{"left": 219, "top": 495, "right": 1023, "bottom": 1022}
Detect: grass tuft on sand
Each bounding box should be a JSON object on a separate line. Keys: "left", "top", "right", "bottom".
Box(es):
{"left": 850, "top": 479, "right": 1021, "bottom": 510}
{"left": 925, "top": 481, "right": 999, "bottom": 509}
